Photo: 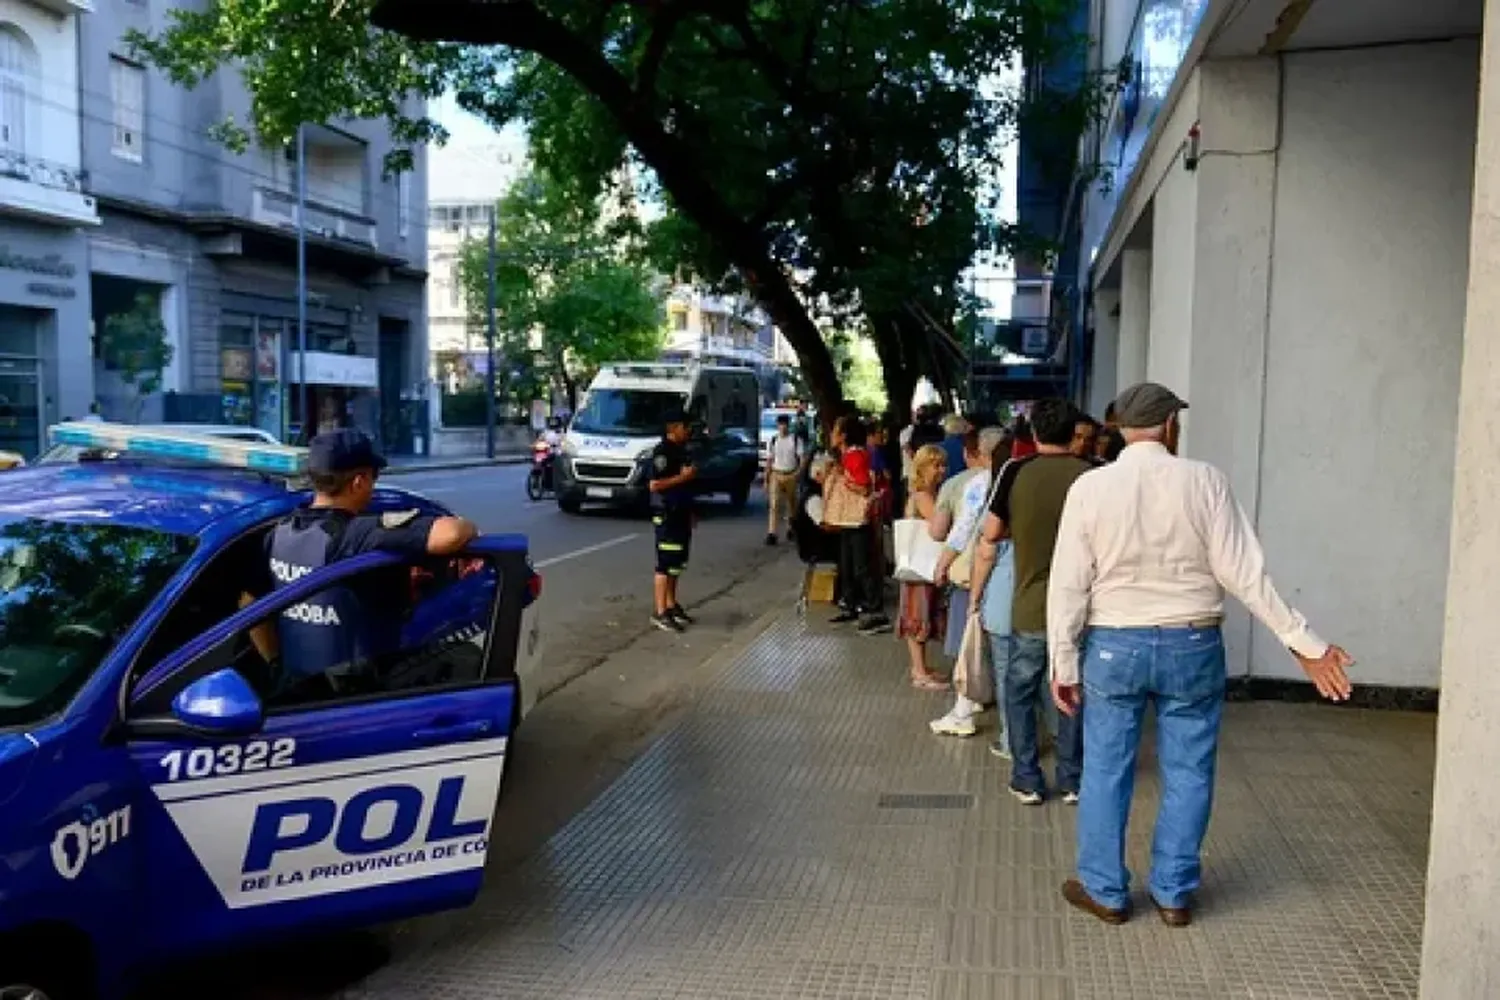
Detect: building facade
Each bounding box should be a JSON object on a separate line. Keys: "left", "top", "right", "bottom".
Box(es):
{"left": 64, "top": 0, "right": 430, "bottom": 454}
{"left": 0, "top": 0, "right": 97, "bottom": 456}
{"left": 1059, "top": 0, "right": 1500, "bottom": 988}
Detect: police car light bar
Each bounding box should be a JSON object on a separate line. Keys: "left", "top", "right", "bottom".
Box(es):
{"left": 48, "top": 422, "right": 308, "bottom": 477}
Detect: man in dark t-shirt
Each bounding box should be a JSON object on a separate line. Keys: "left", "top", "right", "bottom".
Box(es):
{"left": 969, "top": 398, "right": 1092, "bottom": 805}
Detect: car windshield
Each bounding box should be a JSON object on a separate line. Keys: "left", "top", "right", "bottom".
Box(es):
{"left": 0, "top": 518, "right": 195, "bottom": 729}
{"left": 572, "top": 389, "right": 687, "bottom": 437}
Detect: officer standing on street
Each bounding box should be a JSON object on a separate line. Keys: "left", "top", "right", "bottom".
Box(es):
{"left": 649, "top": 409, "right": 698, "bottom": 633}
{"left": 248, "top": 429, "right": 479, "bottom": 699}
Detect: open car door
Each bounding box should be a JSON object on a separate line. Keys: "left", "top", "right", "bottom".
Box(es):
{"left": 117, "top": 535, "right": 534, "bottom": 961}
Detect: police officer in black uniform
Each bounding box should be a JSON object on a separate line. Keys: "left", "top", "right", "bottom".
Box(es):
{"left": 649, "top": 409, "right": 697, "bottom": 633}
{"left": 249, "top": 429, "right": 479, "bottom": 700}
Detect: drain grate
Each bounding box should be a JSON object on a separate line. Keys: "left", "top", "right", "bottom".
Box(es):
{"left": 876, "top": 792, "right": 975, "bottom": 810}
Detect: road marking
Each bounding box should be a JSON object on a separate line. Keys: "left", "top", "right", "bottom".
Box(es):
{"left": 534, "top": 533, "right": 641, "bottom": 569}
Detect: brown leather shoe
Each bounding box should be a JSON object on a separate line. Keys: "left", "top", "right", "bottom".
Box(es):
{"left": 1062, "top": 878, "right": 1129, "bottom": 924}
{"left": 1152, "top": 898, "right": 1192, "bottom": 927}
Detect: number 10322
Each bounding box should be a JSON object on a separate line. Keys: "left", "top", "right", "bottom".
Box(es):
{"left": 159, "top": 739, "right": 296, "bottom": 782}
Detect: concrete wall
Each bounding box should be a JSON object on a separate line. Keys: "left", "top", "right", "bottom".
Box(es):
{"left": 1145, "top": 153, "right": 1196, "bottom": 403}
{"left": 1255, "top": 41, "right": 1477, "bottom": 687}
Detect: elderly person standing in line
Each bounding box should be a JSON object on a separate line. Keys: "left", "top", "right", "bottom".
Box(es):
{"left": 1047, "top": 383, "right": 1354, "bottom": 928}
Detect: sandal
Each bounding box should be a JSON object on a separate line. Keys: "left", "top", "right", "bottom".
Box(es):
{"left": 910, "top": 673, "right": 950, "bottom": 691}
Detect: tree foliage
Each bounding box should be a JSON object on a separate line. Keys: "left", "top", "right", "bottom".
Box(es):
{"left": 128, "top": 0, "right": 1099, "bottom": 417}
{"left": 458, "top": 168, "right": 663, "bottom": 407}
{"left": 99, "top": 292, "right": 175, "bottom": 413}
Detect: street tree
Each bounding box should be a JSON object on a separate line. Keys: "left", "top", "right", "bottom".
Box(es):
{"left": 127, "top": 0, "right": 1096, "bottom": 419}
{"left": 457, "top": 168, "right": 663, "bottom": 410}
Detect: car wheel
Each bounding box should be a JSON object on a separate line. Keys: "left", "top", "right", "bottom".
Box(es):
{"left": 0, "top": 968, "right": 80, "bottom": 1000}
{"left": 557, "top": 495, "right": 582, "bottom": 515}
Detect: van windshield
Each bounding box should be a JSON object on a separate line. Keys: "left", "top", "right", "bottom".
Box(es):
{"left": 0, "top": 518, "right": 195, "bottom": 728}
{"left": 572, "top": 389, "right": 687, "bottom": 437}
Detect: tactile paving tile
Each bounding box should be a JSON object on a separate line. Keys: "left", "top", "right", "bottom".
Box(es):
{"left": 340, "top": 613, "right": 1435, "bottom": 999}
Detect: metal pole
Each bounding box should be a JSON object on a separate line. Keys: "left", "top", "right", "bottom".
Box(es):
{"left": 295, "top": 123, "right": 309, "bottom": 444}
{"left": 485, "top": 206, "right": 497, "bottom": 459}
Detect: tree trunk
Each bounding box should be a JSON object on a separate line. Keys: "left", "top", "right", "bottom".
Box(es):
{"left": 371, "top": 0, "right": 844, "bottom": 417}
{"left": 868, "top": 310, "right": 919, "bottom": 429}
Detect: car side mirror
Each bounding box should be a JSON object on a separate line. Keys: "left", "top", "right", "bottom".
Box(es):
{"left": 171, "top": 668, "right": 264, "bottom": 737}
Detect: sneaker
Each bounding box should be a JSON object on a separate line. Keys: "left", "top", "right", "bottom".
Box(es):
{"left": 929, "top": 713, "right": 977, "bottom": 737}
{"left": 651, "top": 613, "right": 685, "bottom": 633}
{"left": 1061, "top": 791, "right": 1080, "bottom": 806}
{"left": 668, "top": 605, "right": 694, "bottom": 626}
{"left": 830, "top": 608, "right": 860, "bottom": 624}
{"left": 765, "top": 533, "right": 778, "bottom": 546}
{"left": 1009, "top": 786, "right": 1044, "bottom": 806}
{"left": 988, "top": 741, "right": 1012, "bottom": 760}
{"left": 857, "top": 614, "right": 893, "bottom": 635}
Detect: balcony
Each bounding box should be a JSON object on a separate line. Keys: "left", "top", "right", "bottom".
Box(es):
{"left": 252, "top": 186, "right": 376, "bottom": 249}
{"left": 0, "top": 150, "right": 98, "bottom": 227}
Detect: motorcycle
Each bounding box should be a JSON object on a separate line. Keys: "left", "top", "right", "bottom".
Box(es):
{"left": 526, "top": 439, "right": 557, "bottom": 500}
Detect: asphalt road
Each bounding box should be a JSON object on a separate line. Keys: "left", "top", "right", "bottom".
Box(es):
{"left": 394, "top": 463, "right": 789, "bottom": 703}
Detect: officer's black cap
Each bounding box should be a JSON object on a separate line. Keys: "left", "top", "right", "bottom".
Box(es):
{"left": 308, "top": 429, "right": 388, "bottom": 475}
{"left": 662, "top": 408, "right": 689, "bottom": 427}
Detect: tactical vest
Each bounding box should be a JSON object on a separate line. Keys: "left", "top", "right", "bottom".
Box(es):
{"left": 267, "top": 513, "right": 372, "bottom": 689}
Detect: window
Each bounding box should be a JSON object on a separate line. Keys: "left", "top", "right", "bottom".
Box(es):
{"left": 133, "top": 547, "right": 504, "bottom": 715}
{"left": 110, "top": 57, "right": 145, "bottom": 162}
{"left": 672, "top": 311, "right": 688, "bottom": 332}
{"left": 0, "top": 517, "right": 196, "bottom": 728}
{"left": 0, "top": 26, "right": 37, "bottom": 156}
{"left": 397, "top": 172, "right": 411, "bottom": 240}
{"left": 572, "top": 389, "right": 688, "bottom": 437}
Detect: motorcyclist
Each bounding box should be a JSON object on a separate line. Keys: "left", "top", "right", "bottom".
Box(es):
{"left": 540, "top": 418, "right": 564, "bottom": 449}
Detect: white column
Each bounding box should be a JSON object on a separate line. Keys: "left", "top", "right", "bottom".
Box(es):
{"left": 1421, "top": 5, "right": 1500, "bottom": 994}
{"left": 1089, "top": 287, "right": 1120, "bottom": 418}
{"left": 1117, "top": 248, "right": 1151, "bottom": 390}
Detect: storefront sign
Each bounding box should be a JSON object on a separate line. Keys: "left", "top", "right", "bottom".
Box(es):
{"left": 25, "top": 282, "right": 74, "bottom": 299}
{"left": 222, "top": 348, "right": 253, "bottom": 381}
{"left": 0, "top": 248, "right": 76, "bottom": 279}
{"left": 289, "top": 351, "right": 379, "bottom": 388}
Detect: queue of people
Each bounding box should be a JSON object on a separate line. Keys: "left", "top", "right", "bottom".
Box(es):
{"left": 797, "top": 384, "right": 1357, "bottom": 928}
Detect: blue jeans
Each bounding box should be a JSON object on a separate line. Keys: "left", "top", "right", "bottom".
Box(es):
{"left": 1076, "top": 626, "right": 1226, "bottom": 911}
{"left": 1004, "top": 631, "right": 1081, "bottom": 796}
{"left": 985, "top": 631, "right": 1010, "bottom": 751}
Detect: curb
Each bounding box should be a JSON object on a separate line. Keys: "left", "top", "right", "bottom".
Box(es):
{"left": 384, "top": 455, "right": 531, "bottom": 475}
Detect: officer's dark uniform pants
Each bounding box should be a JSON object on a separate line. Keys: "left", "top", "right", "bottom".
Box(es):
{"left": 654, "top": 506, "right": 692, "bottom": 577}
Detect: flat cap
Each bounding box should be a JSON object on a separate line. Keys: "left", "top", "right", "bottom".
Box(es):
{"left": 1111, "top": 382, "right": 1188, "bottom": 429}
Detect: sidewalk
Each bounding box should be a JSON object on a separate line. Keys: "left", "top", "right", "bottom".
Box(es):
{"left": 346, "top": 607, "right": 1434, "bottom": 1000}
{"left": 384, "top": 452, "right": 529, "bottom": 475}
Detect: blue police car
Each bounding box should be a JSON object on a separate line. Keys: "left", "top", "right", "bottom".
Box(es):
{"left": 0, "top": 424, "right": 541, "bottom": 999}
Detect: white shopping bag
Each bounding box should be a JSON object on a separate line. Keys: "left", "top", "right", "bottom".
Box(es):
{"left": 953, "top": 613, "right": 994, "bottom": 705}
{"left": 893, "top": 517, "right": 945, "bottom": 582}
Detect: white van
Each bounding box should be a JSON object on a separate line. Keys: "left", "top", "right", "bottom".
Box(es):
{"left": 555, "top": 362, "right": 761, "bottom": 514}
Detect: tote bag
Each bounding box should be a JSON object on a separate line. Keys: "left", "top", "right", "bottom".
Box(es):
{"left": 893, "top": 518, "right": 945, "bottom": 582}
{"left": 953, "top": 613, "right": 994, "bottom": 704}
{"left": 823, "top": 474, "right": 871, "bottom": 528}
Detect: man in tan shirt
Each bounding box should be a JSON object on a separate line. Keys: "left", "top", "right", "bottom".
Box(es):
{"left": 1047, "top": 382, "right": 1354, "bottom": 928}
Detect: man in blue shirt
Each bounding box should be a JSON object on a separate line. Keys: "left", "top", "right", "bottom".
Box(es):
{"left": 940, "top": 414, "right": 970, "bottom": 484}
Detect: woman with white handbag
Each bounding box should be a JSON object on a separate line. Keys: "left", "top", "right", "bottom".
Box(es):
{"left": 894, "top": 445, "right": 951, "bottom": 690}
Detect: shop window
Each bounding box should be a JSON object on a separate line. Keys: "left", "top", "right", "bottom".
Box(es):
{"left": 0, "top": 26, "right": 37, "bottom": 157}
{"left": 109, "top": 56, "right": 145, "bottom": 162}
